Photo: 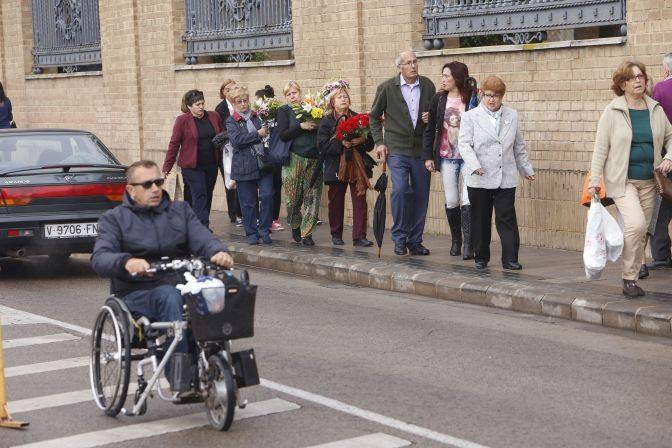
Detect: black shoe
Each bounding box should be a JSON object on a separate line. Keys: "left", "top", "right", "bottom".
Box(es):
{"left": 645, "top": 257, "right": 672, "bottom": 269}
{"left": 407, "top": 243, "right": 430, "bottom": 256}
{"left": 623, "top": 279, "right": 645, "bottom": 298}
{"left": 394, "top": 242, "right": 407, "bottom": 255}
{"left": 302, "top": 236, "right": 315, "bottom": 246}
{"left": 475, "top": 261, "right": 488, "bottom": 269}
{"left": 639, "top": 264, "right": 649, "bottom": 279}
{"left": 502, "top": 261, "right": 522, "bottom": 270}
{"left": 353, "top": 237, "right": 374, "bottom": 247}
{"left": 332, "top": 236, "right": 345, "bottom": 246}
{"left": 291, "top": 227, "right": 301, "bottom": 243}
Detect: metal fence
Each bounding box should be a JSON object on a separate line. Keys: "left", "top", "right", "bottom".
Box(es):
{"left": 423, "top": 0, "right": 627, "bottom": 49}
{"left": 31, "top": 0, "right": 101, "bottom": 73}
{"left": 183, "top": 0, "right": 293, "bottom": 64}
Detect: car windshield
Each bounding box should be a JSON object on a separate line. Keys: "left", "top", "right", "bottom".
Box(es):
{"left": 0, "top": 133, "right": 117, "bottom": 171}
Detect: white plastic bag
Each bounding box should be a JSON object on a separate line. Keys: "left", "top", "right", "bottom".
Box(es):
{"left": 222, "top": 142, "right": 235, "bottom": 189}
{"left": 602, "top": 206, "right": 623, "bottom": 262}
{"left": 583, "top": 201, "right": 607, "bottom": 279}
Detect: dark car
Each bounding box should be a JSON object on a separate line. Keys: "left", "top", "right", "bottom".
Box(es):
{"left": 0, "top": 129, "right": 126, "bottom": 260}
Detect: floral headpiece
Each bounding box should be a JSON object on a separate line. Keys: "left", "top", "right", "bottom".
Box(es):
{"left": 322, "top": 79, "right": 351, "bottom": 103}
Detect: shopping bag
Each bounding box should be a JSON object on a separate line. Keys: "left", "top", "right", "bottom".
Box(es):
{"left": 580, "top": 171, "right": 614, "bottom": 207}
{"left": 267, "top": 126, "right": 291, "bottom": 166}
{"left": 583, "top": 200, "right": 607, "bottom": 279}
{"left": 601, "top": 206, "right": 623, "bottom": 262}
{"left": 164, "top": 171, "right": 184, "bottom": 201}
{"left": 222, "top": 142, "right": 235, "bottom": 189}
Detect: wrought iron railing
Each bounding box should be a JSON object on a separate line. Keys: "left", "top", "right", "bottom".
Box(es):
{"left": 183, "top": 0, "right": 293, "bottom": 64}
{"left": 423, "top": 0, "right": 627, "bottom": 49}
{"left": 31, "top": 0, "right": 102, "bottom": 73}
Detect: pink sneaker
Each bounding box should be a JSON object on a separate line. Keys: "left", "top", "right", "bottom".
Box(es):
{"left": 270, "top": 220, "right": 284, "bottom": 232}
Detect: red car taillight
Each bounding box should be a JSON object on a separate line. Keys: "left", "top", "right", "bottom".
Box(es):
{"left": 0, "top": 183, "right": 125, "bottom": 206}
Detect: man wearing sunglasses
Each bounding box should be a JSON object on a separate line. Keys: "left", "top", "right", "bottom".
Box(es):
{"left": 91, "top": 159, "right": 233, "bottom": 393}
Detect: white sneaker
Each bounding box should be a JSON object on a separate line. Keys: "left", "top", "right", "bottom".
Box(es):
{"left": 235, "top": 217, "right": 243, "bottom": 227}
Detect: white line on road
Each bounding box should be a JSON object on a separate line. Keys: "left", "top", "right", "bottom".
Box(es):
{"left": 262, "top": 379, "right": 491, "bottom": 448}
{"left": 0, "top": 305, "right": 93, "bottom": 335}
{"left": 5, "top": 357, "right": 89, "bottom": 378}
{"left": 305, "top": 432, "right": 412, "bottom": 448}
{"left": 12, "top": 398, "right": 300, "bottom": 448}
{"left": 4, "top": 333, "right": 80, "bottom": 349}
{"left": 9, "top": 379, "right": 171, "bottom": 414}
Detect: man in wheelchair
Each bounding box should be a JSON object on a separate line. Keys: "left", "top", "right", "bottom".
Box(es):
{"left": 91, "top": 160, "right": 234, "bottom": 396}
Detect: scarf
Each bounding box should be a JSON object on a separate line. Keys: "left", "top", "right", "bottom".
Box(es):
{"left": 240, "top": 110, "right": 264, "bottom": 155}
{"left": 337, "top": 146, "right": 371, "bottom": 197}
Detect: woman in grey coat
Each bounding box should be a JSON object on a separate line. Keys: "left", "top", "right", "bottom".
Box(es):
{"left": 459, "top": 76, "right": 535, "bottom": 270}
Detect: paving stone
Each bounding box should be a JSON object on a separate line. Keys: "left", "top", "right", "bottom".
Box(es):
{"left": 412, "top": 272, "right": 439, "bottom": 298}
{"left": 349, "top": 262, "right": 377, "bottom": 287}
{"left": 635, "top": 305, "right": 672, "bottom": 337}
{"left": 460, "top": 280, "right": 492, "bottom": 306}
{"left": 602, "top": 300, "right": 646, "bottom": 332}
{"left": 435, "top": 275, "right": 469, "bottom": 302}
{"left": 391, "top": 269, "right": 427, "bottom": 294}
{"left": 571, "top": 296, "right": 612, "bottom": 325}
{"left": 368, "top": 265, "right": 396, "bottom": 291}
{"left": 540, "top": 293, "right": 576, "bottom": 319}
{"left": 485, "top": 282, "right": 520, "bottom": 310}
{"left": 510, "top": 287, "right": 545, "bottom": 315}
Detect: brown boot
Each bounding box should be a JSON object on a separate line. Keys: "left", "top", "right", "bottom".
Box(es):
{"left": 622, "top": 279, "right": 645, "bottom": 298}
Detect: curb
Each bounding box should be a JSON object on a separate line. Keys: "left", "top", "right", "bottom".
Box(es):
{"left": 229, "top": 244, "right": 672, "bottom": 339}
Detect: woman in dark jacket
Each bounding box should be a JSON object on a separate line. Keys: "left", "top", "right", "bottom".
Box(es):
{"left": 317, "top": 86, "right": 375, "bottom": 246}
{"left": 277, "top": 81, "right": 321, "bottom": 246}
{"left": 422, "top": 61, "right": 477, "bottom": 259}
{"left": 225, "top": 85, "right": 273, "bottom": 245}
{"left": 0, "top": 81, "right": 13, "bottom": 129}
{"left": 162, "top": 89, "right": 222, "bottom": 228}
{"left": 214, "top": 79, "right": 242, "bottom": 225}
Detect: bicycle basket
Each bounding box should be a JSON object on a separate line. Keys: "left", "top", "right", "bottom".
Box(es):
{"left": 185, "top": 284, "right": 257, "bottom": 342}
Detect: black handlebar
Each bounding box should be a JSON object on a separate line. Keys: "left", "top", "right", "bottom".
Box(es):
{"left": 145, "top": 257, "right": 249, "bottom": 286}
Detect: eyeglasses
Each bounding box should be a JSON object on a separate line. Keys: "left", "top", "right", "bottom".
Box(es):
{"left": 400, "top": 60, "right": 419, "bottom": 67}
{"left": 483, "top": 93, "right": 502, "bottom": 99}
{"left": 627, "top": 74, "right": 646, "bottom": 81}
{"left": 129, "top": 178, "right": 165, "bottom": 189}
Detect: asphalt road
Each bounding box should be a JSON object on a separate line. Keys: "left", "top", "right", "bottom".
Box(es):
{"left": 1, "top": 255, "right": 671, "bottom": 448}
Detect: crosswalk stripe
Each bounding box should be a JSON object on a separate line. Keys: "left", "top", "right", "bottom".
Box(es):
{"left": 0, "top": 304, "right": 92, "bottom": 335}
{"left": 5, "top": 357, "right": 89, "bottom": 378}
{"left": 12, "top": 398, "right": 300, "bottom": 448}
{"left": 4, "top": 333, "right": 80, "bottom": 349}
{"left": 9, "top": 379, "right": 171, "bottom": 414}
{"left": 305, "top": 432, "right": 412, "bottom": 448}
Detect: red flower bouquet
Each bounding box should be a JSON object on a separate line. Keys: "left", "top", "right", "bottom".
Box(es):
{"left": 335, "top": 113, "right": 370, "bottom": 142}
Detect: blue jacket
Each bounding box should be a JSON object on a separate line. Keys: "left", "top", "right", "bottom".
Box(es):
{"left": 226, "top": 111, "right": 264, "bottom": 181}
{"left": 91, "top": 191, "right": 227, "bottom": 297}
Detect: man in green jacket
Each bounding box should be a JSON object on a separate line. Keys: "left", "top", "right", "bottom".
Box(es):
{"left": 370, "top": 50, "right": 436, "bottom": 255}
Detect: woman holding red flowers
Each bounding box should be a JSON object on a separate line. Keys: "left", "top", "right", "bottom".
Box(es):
{"left": 317, "top": 85, "right": 375, "bottom": 247}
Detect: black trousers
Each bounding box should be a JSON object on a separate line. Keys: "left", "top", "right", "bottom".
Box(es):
{"left": 467, "top": 187, "right": 520, "bottom": 264}
{"left": 272, "top": 165, "right": 282, "bottom": 221}
{"left": 650, "top": 198, "right": 672, "bottom": 261}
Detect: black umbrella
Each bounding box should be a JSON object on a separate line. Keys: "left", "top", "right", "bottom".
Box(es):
{"left": 372, "top": 160, "right": 388, "bottom": 258}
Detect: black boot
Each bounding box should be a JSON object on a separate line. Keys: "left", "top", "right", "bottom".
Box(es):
{"left": 461, "top": 205, "right": 474, "bottom": 260}
{"left": 445, "top": 206, "right": 462, "bottom": 256}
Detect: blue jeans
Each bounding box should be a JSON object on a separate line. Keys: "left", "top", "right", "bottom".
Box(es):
{"left": 237, "top": 172, "right": 274, "bottom": 238}
{"left": 121, "top": 285, "right": 189, "bottom": 356}
{"left": 387, "top": 154, "right": 431, "bottom": 245}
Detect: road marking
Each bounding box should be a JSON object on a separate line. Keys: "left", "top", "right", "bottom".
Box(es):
{"left": 4, "top": 333, "right": 80, "bottom": 348}
{"left": 0, "top": 305, "right": 488, "bottom": 448}
{"left": 12, "top": 398, "right": 300, "bottom": 448}
{"left": 5, "top": 357, "right": 89, "bottom": 378}
{"left": 262, "top": 379, "right": 491, "bottom": 448}
{"left": 9, "top": 379, "right": 171, "bottom": 414}
{"left": 0, "top": 305, "right": 92, "bottom": 335}
{"left": 305, "top": 433, "right": 412, "bottom": 448}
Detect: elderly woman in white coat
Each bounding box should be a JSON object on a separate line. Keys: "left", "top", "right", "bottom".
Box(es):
{"left": 459, "top": 76, "right": 535, "bottom": 270}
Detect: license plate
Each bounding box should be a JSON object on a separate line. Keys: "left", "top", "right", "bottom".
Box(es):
{"left": 44, "top": 222, "right": 98, "bottom": 239}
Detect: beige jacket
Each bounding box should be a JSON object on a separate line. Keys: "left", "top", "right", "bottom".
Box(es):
{"left": 590, "top": 95, "right": 672, "bottom": 198}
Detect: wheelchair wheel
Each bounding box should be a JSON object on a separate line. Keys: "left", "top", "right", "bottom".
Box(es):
{"left": 205, "top": 353, "right": 236, "bottom": 431}
{"left": 89, "top": 299, "right": 131, "bottom": 417}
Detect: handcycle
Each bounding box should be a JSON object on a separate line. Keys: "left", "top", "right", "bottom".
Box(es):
{"left": 89, "top": 257, "right": 260, "bottom": 431}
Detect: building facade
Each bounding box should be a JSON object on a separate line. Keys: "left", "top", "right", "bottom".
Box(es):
{"left": 0, "top": 0, "right": 670, "bottom": 250}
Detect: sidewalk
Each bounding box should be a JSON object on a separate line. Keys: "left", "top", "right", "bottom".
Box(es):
{"left": 210, "top": 212, "right": 672, "bottom": 338}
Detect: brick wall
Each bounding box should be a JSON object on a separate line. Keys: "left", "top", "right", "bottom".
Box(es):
{"left": 2, "top": 0, "right": 671, "bottom": 250}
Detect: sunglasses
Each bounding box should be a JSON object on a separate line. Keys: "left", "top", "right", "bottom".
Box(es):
{"left": 129, "top": 178, "right": 165, "bottom": 189}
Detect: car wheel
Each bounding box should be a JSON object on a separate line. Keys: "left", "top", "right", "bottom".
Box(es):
{"left": 48, "top": 253, "right": 71, "bottom": 262}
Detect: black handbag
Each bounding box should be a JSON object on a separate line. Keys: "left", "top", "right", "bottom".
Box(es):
{"left": 253, "top": 147, "right": 274, "bottom": 174}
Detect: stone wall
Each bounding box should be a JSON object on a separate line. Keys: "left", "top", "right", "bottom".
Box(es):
{"left": 1, "top": 0, "right": 671, "bottom": 250}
